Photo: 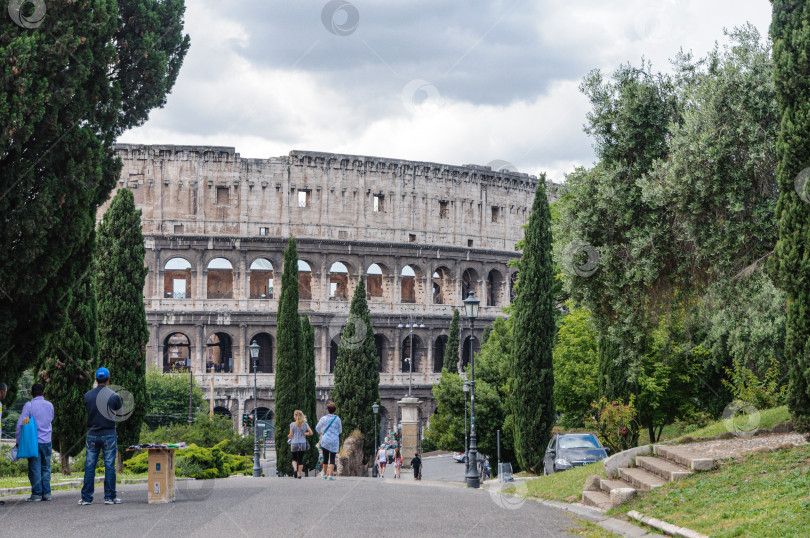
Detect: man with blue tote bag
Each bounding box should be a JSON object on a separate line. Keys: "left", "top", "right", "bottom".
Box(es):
{"left": 16, "top": 383, "right": 55, "bottom": 501}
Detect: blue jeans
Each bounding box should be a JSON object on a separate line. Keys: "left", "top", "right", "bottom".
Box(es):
{"left": 27, "top": 442, "right": 52, "bottom": 497}
{"left": 81, "top": 434, "right": 117, "bottom": 502}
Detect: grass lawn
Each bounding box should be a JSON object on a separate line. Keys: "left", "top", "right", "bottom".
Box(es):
{"left": 611, "top": 443, "right": 810, "bottom": 537}
{"left": 674, "top": 406, "right": 790, "bottom": 442}
{"left": 514, "top": 461, "right": 606, "bottom": 502}
{"left": 0, "top": 472, "right": 148, "bottom": 491}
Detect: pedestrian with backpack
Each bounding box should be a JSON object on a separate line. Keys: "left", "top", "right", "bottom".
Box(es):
{"left": 314, "top": 402, "right": 342, "bottom": 480}
{"left": 15, "top": 383, "right": 54, "bottom": 502}
{"left": 287, "top": 410, "right": 313, "bottom": 479}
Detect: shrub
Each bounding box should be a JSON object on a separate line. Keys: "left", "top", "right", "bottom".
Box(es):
{"left": 585, "top": 396, "right": 638, "bottom": 453}
{"left": 140, "top": 414, "right": 252, "bottom": 454}
{"left": 123, "top": 442, "right": 250, "bottom": 478}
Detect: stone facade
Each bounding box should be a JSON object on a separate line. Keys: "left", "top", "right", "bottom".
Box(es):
{"left": 101, "top": 144, "right": 559, "bottom": 436}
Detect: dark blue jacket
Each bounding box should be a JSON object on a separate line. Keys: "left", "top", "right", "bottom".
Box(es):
{"left": 84, "top": 385, "right": 122, "bottom": 436}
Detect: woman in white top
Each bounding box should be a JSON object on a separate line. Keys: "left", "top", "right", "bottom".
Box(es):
{"left": 376, "top": 445, "right": 388, "bottom": 477}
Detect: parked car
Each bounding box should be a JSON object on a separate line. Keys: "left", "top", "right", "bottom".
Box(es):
{"left": 453, "top": 451, "right": 467, "bottom": 463}
{"left": 543, "top": 433, "right": 608, "bottom": 475}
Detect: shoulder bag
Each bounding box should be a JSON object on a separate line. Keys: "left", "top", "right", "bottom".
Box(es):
{"left": 315, "top": 415, "right": 338, "bottom": 450}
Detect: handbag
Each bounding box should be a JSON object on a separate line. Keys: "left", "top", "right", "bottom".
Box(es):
{"left": 316, "top": 415, "right": 338, "bottom": 450}
{"left": 289, "top": 424, "right": 310, "bottom": 452}
{"left": 17, "top": 402, "right": 38, "bottom": 459}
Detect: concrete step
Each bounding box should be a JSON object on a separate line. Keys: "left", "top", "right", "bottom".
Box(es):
{"left": 599, "top": 478, "right": 632, "bottom": 494}
{"left": 582, "top": 489, "right": 612, "bottom": 511}
{"left": 618, "top": 467, "right": 666, "bottom": 491}
{"left": 636, "top": 456, "right": 692, "bottom": 482}
{"left": 654, "top": 445, "right": 715, "bottom": 471}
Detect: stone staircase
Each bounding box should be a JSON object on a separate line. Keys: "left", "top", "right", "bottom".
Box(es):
{"left": 582, "top": 445, "right": 714, "bottom": 511}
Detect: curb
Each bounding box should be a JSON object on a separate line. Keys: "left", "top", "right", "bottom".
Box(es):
{"left": 535, "top": 499, "right": 664, "bottom": 537}
{"left": 627, "top": 511, "right": 708, "bottom": 538}
{"left": 0, "top": 477, "right": 192, "bottom": 497}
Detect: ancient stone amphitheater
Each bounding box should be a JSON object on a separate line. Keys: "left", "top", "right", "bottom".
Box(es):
{"left": 102, "top": 144, "right": 559, "bottom": 435}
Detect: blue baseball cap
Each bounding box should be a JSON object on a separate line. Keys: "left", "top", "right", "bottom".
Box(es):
{"left": 95, "top": 367, "right": 110, "bottom": 381}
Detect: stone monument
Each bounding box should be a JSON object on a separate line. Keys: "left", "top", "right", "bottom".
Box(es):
{"left": 398, "top": 396, "right": 422, "bottom": 468}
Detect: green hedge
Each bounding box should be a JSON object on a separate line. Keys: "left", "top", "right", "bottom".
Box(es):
{"left": 123, "top": 441, "right": 248, "bottom": 479}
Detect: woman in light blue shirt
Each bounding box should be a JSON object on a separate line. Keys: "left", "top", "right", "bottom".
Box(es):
{"left": 314, "top": 402, "right": 342, "bottom": 480}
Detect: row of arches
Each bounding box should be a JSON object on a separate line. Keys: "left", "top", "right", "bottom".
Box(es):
{"left": 162, "top": 257, "right": 517, "bottom": 306}
{"left": 163, "top": 331, "right": 481, "bottom": 375}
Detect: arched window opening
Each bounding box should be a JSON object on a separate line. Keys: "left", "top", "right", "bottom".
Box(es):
{"left": 329, "top": 339, "right": 339, "bottom": 373}
{"left": 432, "top": 267, "right": 452, "bottom": 305}
{"left": 207, "top": 258, "right": 234, "bottom": 299}
{"left": 298, "top": 260, "right": 312, "bottom": 300}
{"left": 163, "top": 332, "right": 190, "bottom": 372}
{"left": 329, "top": 262, "right": 350, "bottom": 300}
{"left": 164, "top": 258, "right": 192, "bottom": 298}
{"left": 366, "top": 263, "right": 385, "bottom": 299}
{"left": 206, "top": 332, "right": 233, "bottom": 373}
{"left": 249, "top": 258, "right": 274, "bottom": 299}
{"left": 461, "top": 268, "right": 479, "bottom": 301}
{"left": 433, "top": 335, "right": 448, "bottom": 373}
{"left": 251, "top": 332, "right": 273, "bottom": 373}
{"left": 374, "top": 334, "right": 387, "bottom": 373}
{"left": 401, "top": 335, "right": 424, "bottom": 373}
{"left": 487, "top": 269, "right": 503, "bottom": 307}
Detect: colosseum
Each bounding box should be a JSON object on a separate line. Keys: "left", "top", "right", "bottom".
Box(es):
{"left": 102, "top": 144, "right": 559, "bottom": 437}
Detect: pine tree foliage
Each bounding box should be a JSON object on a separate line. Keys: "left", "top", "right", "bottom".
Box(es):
{"left": 770, "top": 0, "right": 810, "bottom": 431}
{"left": 444, "top": 309, "right": 461, "bottom": 373}
{"left": 95, "top": 189, "right": 150, "bottom": 460}
{"left": 509, "top": 178, "right": 556, "bottom": 473}
{"left": 332, "top": 276, "right": 380, "bottom": 462}
{"left": 301, "top": 315, "right": 320, "bottom": 472}
{"left": 0, "top": 1, "right": 189, "bottom": 401}
{"left": 274, "top": 238, "right": 302, "bottom": 475}
{"left": 37, "top": 247, "right": 97, "bottom": 474}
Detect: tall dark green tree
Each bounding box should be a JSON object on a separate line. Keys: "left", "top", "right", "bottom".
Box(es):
{"left": 509, "top": 178, "right": 555, "bottom": 473}
{"left": 770, "top": 0, "right": 810, "bottom": 431}
{"left": 444, "top": 309, "right": 461, "bottom": 373}
{"left": 0, "top": 1, "right": 189, "bottom": 402}
{"left": 332, "top": 276, "right": 380, "bottom": 462}
{"left": 300, "top": 315, "right": 319, "bottom": 472}
{"left": 36, "top": 250, "right": 97, "bottom": 474}
{"left": 274, "top": 238, "right": 302, "bottom": 475}
{"left": 95, "top": 189, "right": 150, "bottom": 465}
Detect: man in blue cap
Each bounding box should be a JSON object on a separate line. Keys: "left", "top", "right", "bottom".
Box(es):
{"left": 79, "top": 367, "right": 123, "bottom": 505}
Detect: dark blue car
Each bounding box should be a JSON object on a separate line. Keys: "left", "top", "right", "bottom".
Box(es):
{"left": 543, "top": 433, "right": 609, "bottom": 475}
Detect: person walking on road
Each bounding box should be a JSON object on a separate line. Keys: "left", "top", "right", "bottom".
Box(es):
{"left": 410, "top": 453, "right": 422, "bottom": 481}
{"left": 15, "top": 383, "right": 55, "bottom": 502}
{"left": 80, "top": 367, "right": 123, "bottom": 505}
{"left": 376, "top": 445, "right": 388, "bottom": 477}
{"left": 288, "top": 410, "right": 313, "bottom": 479}
{"left": 393, "top": 448, "right": 403, "bottom": 479}
{"left": 315, "top": 401, "right": 342, "bottom": 481}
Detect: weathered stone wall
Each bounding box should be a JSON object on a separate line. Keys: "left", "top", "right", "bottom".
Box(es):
{"left": 102, "top": 145, "right": 562, "bottom": 434}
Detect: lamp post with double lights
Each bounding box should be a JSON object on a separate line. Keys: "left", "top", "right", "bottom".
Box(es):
{"left": 463, "top": 291, "right": 480, "bottom": 488}
{"left": 397, "top": 314, "right": 425, "bottom": 397}
{"left": 372, "top": 402, "right": 380, "bottom": 477}
{"left": 249, "top": 340, "right": 262, "bottom": 478}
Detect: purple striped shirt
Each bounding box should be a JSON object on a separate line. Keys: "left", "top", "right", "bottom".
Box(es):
{"left": 16, "top": 396, "right": 54, "bottom": 444}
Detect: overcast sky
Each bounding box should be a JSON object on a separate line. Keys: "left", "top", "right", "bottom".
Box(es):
{"left": 119, "top": 0, "right": 772, "bottom": 182}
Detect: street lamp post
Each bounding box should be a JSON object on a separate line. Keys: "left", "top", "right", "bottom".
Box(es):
{"left": 186, "top": 356, "right": 194, "bottom": 425}
{"left": 463, "top": 291, "right": 480, "bottom": 488}
{"left": 462, "top": 381, "right": 470, "bottom": 473}
{"left": 372, "top": 402, "right": 380, "bottom": 477}
{"left": 397, "top": 314, "right": 424, "bottom": 397}
{"left": 249, "top": 340, "right": 261, "bottom": 478}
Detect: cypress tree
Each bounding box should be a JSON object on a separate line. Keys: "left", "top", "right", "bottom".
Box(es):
{"left": 770, "top": 1, "right": 810, "bottom": 431}
{"left": 332, "top": 276, "right": 380, "bottom": 462}
{"left": 481, "top": 324, "right": 493, "bottom": 346}
{"left": 36, "top": 246, "right": 97, "bottom": 474}
{"left": 0, "top": 1, "right": 189, "bottom": 402}
{"left": 274, "top": 238, "right": 302, "bottom": 475}
{"left": 301, "top": 315, "right": 320, "bottom": 473}
{"left": 509, "top": 178, "right": 555, "bottom": 473}
{"left": 444, "top": 309, "right": 461, "bottom": 373}
{"left": 95, "top": 189, "right": 150, "bottom": 466}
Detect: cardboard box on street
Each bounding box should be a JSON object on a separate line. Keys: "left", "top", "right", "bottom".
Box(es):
{"left": 147, "top": 448, "right": 176, "bottom": 504}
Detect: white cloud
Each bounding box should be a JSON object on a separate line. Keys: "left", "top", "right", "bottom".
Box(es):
{"left": 120, "top": 0, "right": 774, "bottom": 183}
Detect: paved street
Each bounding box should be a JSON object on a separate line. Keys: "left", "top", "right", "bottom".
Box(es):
{"left": 0, "top": 472, "right": 581, "bottom": 537}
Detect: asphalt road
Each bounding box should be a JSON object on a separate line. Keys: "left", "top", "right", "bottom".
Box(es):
{"left": 0, "top": 470, "right": 582, "bottom": 537}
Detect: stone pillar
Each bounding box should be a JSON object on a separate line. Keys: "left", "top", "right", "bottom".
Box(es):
{"left": 398, "top": 397, "right": 421, "bottom": 468}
